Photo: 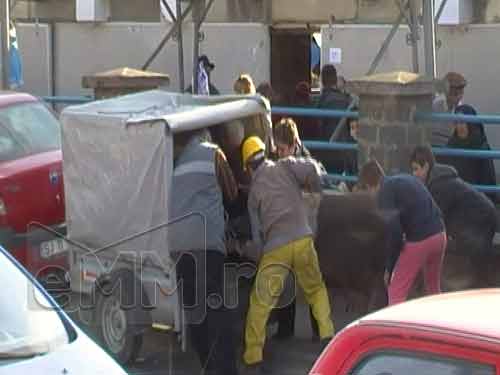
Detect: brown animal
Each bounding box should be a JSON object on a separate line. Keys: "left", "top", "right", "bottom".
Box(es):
{"left": 315, "top": 190, "right": 388, "bottom": 315}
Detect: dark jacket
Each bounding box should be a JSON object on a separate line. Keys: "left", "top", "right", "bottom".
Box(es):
{"left": 312, "top": 88, "right": 350, "bottom": 174}
{"left": 446, "top": 113, "right": 497, "bottom": 203}
{"left": 379, "top": 174, "right": 444, "bottom": 272}
{"left": 316, "top": 87, "right": 350, "bottom": 140}
{"left": 427, "top": 164, "right": 497, "bottom": 253}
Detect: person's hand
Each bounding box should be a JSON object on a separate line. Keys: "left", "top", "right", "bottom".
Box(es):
{"left": 384, "top": 269, "right": 391, "bottom": 287}
{"left": 338, "top": 182, "right": 350, "bottom": 193}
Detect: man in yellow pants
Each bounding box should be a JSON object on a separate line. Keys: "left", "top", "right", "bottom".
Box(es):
{"left": 241, "top": 136, "right": 334, "bottom": 373}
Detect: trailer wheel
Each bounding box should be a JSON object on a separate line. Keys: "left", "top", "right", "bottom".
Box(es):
{"left": 94, "top": 287, "right": 143, "bottom": 365}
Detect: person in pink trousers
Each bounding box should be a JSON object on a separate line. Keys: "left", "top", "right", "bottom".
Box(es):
{"left": 358, "top": 160, "right": 447, "bottom": 305}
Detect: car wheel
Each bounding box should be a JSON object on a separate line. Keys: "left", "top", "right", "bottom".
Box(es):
{"left": 94, "top": 287, "right": 143, "bottom": 365}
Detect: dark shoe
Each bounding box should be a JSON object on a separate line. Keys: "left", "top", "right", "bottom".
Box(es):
{"left": 273, "top": 329, "right": 294, "bottom": 341}
{"left": 319, "top": 337, "right": 332, "bottom": 351}
{"left": 241, "top": 363, "right": 271, "bottom": 375}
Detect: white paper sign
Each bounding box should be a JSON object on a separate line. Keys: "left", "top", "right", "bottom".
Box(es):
{"left": 329, "top": 48, "right": 342, "bottom": 64}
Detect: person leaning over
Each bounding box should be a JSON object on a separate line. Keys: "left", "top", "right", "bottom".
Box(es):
{"left": 410, "top": 145, "right": 497, "bottom": 268}
{"left": 169, "top": 129, "right": 238, "bottom": 375}
{"left": 357, "top": 160, "right": 447, "bottom": 306}
{"left": 240, "top": 136, "right": 334, "bottom": 373}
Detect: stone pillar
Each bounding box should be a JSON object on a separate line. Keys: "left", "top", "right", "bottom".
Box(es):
{"left": 346, "top": 71, "right": 435, "bottom": 175}
{"left": 82, "top": 67, "right": 170, "bottom": 100}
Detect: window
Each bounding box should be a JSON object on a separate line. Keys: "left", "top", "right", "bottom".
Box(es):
{"left": 351, "top": 351, "right": 494, "bottom": 375}
{"left": 0, "top": 102, "right": 61, "bottom": 162}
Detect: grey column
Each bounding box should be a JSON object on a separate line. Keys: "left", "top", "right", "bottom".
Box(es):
{"left": 423, "top": 0, "right": 437, "bottom": 78}
{"left": 347, "top": 71, "right": 435, "bottom": 174}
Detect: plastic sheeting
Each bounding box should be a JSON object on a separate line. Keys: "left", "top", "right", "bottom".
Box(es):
{"left": 60, "top": 90, "right": 270, "bottom": 269}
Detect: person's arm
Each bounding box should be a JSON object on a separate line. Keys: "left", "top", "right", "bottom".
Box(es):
{"left": 214, "top": 148, "right": 238, "bottom": 204}
{"left": 282, "top": 157, "right": 325, "bottom": 193}
{"left": 243, "top": 190, "right": 264, "bottom": 262}
{"left": 378, "top": 183, "right": 404, "bottom": 275}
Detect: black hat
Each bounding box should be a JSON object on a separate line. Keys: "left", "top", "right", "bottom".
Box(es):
{"left": 199, "top": 55, "right": 215, "bottom": 70}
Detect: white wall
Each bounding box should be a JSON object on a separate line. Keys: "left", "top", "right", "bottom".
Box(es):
{"left": 16, "top": 22, "right": 270, "bottom": 97}
{"left": 321, "top": 24, "right": 500, "bottom": 151}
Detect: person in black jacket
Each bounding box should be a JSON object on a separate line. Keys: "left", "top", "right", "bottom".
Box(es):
{"left": 410, "top": 145, "right": 497, "bottom": 257}
{"left": 446, "top": 104, "right": 497, "bottom": 203}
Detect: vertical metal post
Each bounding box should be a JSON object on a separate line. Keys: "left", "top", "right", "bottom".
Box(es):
{"left": 423, "top": 0, "right": 436, "bottom": 78}
{"left": 408, "top": 0, "right": 420, "bottom": 73}
{"left": 1, "top": 0, "right": 9, "bottom": 89}
{"left": 176, "top": 0, "right": 184, "bottom": 91}
{"left": 192, "top": 0, "right": 203, "bottom": 94}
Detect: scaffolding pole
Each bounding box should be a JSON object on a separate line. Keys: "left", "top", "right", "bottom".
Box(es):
{"left": 191, "top": 0, "right": 214, "bottom": 94}
{"left": 176, "top": 0, "right": 185, "bottom": 91}
{"left": 423, "top": 0, "right": 436, "bottom": 78}
{"left": 408, "top": 0, "right": 420, "bottom": 73}
{"left": 1, "top": 0, "right": 9, "bottom": 89}
{"left": 368, "top": 13, "right": 404, "bottom": 75}
{"left": 142, "top": 1, "right": 192, "bottom": 71}
{"left": 191, "top": 0, "right": 203, "bottom": 94}
{"left": 434, "top": 0, "right": 448, "bottom": 24}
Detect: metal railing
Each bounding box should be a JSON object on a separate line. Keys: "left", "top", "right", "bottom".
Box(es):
{"left": 40, "top": 97, "right": 500, "bottom": 193}
{"left": 275, "top": 105, "right": 500, "bottom": 194}
{"left": 42, "top": 96, "right": 94, "bottom": 105}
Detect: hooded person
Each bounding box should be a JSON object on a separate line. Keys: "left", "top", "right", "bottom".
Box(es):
{"left": 431, "top": 72, "right": 467, "bottom": 145}
{"left": 186, "top": 55, "right": 220, "bottom": 95}
{"left": 447, "top": 104, "right": 497, "bottom": 203}
{"left": 410, "top": 145, "right": 497, "bottom": 259}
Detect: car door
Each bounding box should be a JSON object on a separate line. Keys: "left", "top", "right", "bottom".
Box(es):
{"left": 338, "top": 334, "right": 500, "bottom": 375}
{"left": 0, "top": 101, "right": 64, "bottom": 234}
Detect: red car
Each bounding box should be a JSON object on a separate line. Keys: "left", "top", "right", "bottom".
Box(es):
{"left": 311, "top": 289, "right": 500, "bottom": 375}
{"left": 0, "top": 92, "right": 67, "bottom": 289}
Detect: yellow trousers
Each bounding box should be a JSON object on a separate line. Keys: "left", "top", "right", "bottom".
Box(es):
{"left": 243, "top": 236, "right": 334, "bottom": 365}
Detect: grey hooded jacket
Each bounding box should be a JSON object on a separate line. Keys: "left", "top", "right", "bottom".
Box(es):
{"left": 248, "top": 157, "right": 325, "bottom": 255}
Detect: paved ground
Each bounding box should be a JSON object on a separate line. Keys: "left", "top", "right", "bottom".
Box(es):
{"left": 124, "top": 288, "right": 361, "bottom": 375}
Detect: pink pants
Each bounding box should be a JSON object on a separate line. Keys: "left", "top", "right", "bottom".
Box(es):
{"left": 388, "top": 231, "right": 447, "bottom": 305}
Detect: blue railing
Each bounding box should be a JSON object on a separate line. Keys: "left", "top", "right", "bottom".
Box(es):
{"left": 303, "top": 141, "right": 500, "bottom": 160}
{"left": 42, "top": 96, "right": 94, "bottom": 105}
{"left": 40, "top": 97, "right": 500, "bottom": 193}
{"left": 274, "top": 106, "right": 500, "bottom": 194}
{"left": 273, "top": 106, "right": 359, "bottom": 120}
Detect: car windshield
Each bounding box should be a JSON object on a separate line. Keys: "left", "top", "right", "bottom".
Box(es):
{"left": 0, "top": 102, "right": 61, "bottom": 162}
{"left": 0, "top": 250, "right": 69, "bottom": 360}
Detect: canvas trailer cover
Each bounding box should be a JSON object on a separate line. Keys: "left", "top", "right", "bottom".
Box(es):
{"left": 60, "top": 90, "right": 270, "bottom": 292}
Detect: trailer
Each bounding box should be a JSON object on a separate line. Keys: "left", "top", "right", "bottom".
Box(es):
{"left": 60, "top": 90, "right": 273, "bottom": 364}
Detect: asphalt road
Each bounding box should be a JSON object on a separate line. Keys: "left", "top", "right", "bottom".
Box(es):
{"left": 124, "top": 288, "right": 361, "bottom": 375}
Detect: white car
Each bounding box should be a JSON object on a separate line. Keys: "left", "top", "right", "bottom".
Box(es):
{"left": 0, "top": 245, "right": 126, "bottom": 374}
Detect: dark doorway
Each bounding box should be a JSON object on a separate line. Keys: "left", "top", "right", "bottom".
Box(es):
{"left": 270, "top": 28, "right": 311, "bottom": 106}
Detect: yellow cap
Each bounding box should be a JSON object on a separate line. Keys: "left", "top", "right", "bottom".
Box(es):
{"left": 241, "top": 136, "right": 265, "bottom": 170}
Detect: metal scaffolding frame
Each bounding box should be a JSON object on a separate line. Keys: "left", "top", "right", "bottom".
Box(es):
{"left": 143, "top": 0, "right": 444, "bottom": 92}
{"left": 369, "top": 0, "right": 449, "bottom": 79}
{"left": 0, "top": 0, "right": 449, "bottom": 90}
{"left": 143, "top": 0, "right": 215, "bottom": 93}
